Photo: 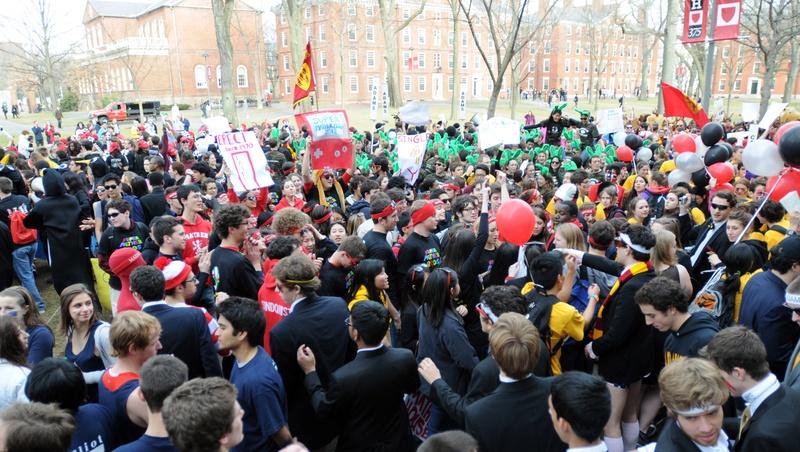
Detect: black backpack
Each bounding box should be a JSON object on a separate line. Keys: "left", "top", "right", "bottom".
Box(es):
{"left": 525, "top": 291, "right": 562, "bottom": 372}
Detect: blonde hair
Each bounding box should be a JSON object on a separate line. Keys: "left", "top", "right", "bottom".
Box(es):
{"left": 555, "top": 222, "right": 586, "bottom": 251}
{"left": 489, "top": 313, "right": 541, "bottom": 379}
{"left": 658, "top": 357, "right": 728, "bottom": 413}
{"left": 651, "top": 229, "right": 677, "bottom": 271}
{"left": 110, "top": 311, "right": 161, "bottom": 357}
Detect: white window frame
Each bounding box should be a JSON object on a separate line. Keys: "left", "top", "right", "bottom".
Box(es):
{"left": 418, "top": 76, "right": 426, "bottom": 92}
{"left": 367, "top": 51, "right": 376, "bottom": 68}
{"left": 349, "top": 76, "right": 359, "bottom": 93}
{"left": 194, "top": 65, "right": 207, "bottom": 89}
{"left": 543, "top": 58, "right": 550, "bottom": 73}
{"left": 366, "top": 25, "right": 375, "bottom": 42}
{"left": 236, "top": 65, "right": 248, "bottom": 88}
{"left": 320, "top": 51, "right": 328, "bottom": 68}
{"left": 404, "top": 76, "right": 412, "bottom": 92}
{"left": 349, "top": 50, "right": 358, "bottom": 68}
{"left": 418, "top": 52, "right": 426, "bottom": 69}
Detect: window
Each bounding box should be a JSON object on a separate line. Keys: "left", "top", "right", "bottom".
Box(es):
{"left": 584, "top": 44, "right": 589, "bottom": 55}
{"left": 318, "top": 4, "right": 325, "bottom": 16}
{"left": 194, "top": 65, "right": 207, "bottom": 88}
{"left": 281, "top": 32, "right": 287, "bottom": 47}
{"left": 527, "top": 79, "right": 534, "bottom": 90}
{"left": 564, "top": 59, "right": 570, "bottom": 72}
{"left": 348, "top": 3, "right": 356, "bottom": 15}
{"left": 575, "top": 42, "right": 581, "bottom": 54}
{"left": 575, "top": 60, "right": 579, "bottom": 72}
{"left": 487, "top": 54, "right": 494, "bottom": 68}
{"left": 474, "top": 56, "right": 479, "bottom": 69}
{"left": 619, "top": 45, "right": 624, "bottom": 57}
{"left": 433, "top": 30, "right": 441, "bottom": 46}
{"left": 348, "top": 24, "right": 357, "bottom": 41}
{"left": 283, "top": 55, "right": 289, "bottom": 71}
{"left": 565, "top": 42, "right": 571, "bottom": 54}
{"left": 404, "top": 76, "right": 412, "bottom": 92}
{"left": 721, "top": 65, "right": 728, "bottom": 75}
{"left": 543, "top": 59, "right": 550, "bottom": 73}
{"left": 461, "top": 54, "right": 467, "bottom": 69}
{"left": 543, "top": 77, "right": 550, "bottom": 91}
{"left": 734, "top": 79, "right": 741, "bottom": 91}
{"left": 544, "top": 41, "right": 551, "bottom": 55}
{"left": 418, "top": 52, "right": 426, "bottom": 69}
{"left": 738, "top": 45, "right": 745, "bottom": 57}
{"left": 349, "top": 76, "right": 358, "bottom": 93}
{"left": 319, "top": 25, "right": 326, "bottom": 41}
{"left": 216, "top": 65, "right": 221, "bottom": 88}
{"left": 435, "top": 10, "right": 442, "bottom": 21}
{"left": 305, "top": 27, "right": 312, "bottom": 42}
{"left": 753, "top": 61, "right": 761, "bottom": 72}
{"left": 461, "top": 31, "right": 467, "bottom": 47}
{"left": 402, "top": 29, "right": 410, "bottom": 44}
{"left": 236, "top": 65, "right": 248, "bottom": 88}
{"left": 528, "top": 60, "right": 534, "bottom": 72}
{"left": 633, "top": 47, "right": 638, "bottom": 58}
{"left": 419, "top": 76, "right": 426, "bottom": 92}
{"left": 304, "top": 7, "right": 310, "bottom": 18}
{"left": 433, "top": 52, "right": 441, "bottom": 69}
{"left": 321, "top": 76, "right": 329, "bottom": 93}
{"left": 626, "top": 46, "right": 631, "bottom": 57}
{"left": 566, "top": 25, "right": 572, "bottom": 36}
{"left": 320, "top": 51, "right": 328, "bottom": 68}
{"left": 402, "top": 8, "right": 410, "bottom": 19}
{"left": 367, "top": 51, "right": 376, "bottom": 68}
{"left": 449, "top": 75, "right": 454, "bottom": 91}
{"left": 366, "top": 4, "right": 374, "bottom": 16}
{"left": 366, "top": 25, "right": 375, "bottom": 42}
{"left": 349, "top": 50, "right": 358, "bottom": 67}
{"left": 448, "top": 31, "right": 454, "bottom": 47}
{"left": 418, "top": 30, "right": 426, "bottom": 45}
{"left": 284, "top": 79, "right": 291, "bottom": 95}
{"left": 448, "top": 54, "right": 454, "bottom": 69}
{"left": 368, "top": 77, "right": 377, "bottom": 93}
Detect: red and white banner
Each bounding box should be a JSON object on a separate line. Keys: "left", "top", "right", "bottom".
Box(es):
{"left": 714, "top": 0, "right": 741, "bottom": 41}
{"left": 294, "top": 109, "right": 354, "bottom": 170}
{"left": 682, "top": 0, "right": 707, "bottom": 43}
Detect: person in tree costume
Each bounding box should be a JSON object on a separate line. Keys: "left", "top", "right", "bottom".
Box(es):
{"left": 531, "top": 102, "right": 581, "bottom": 147}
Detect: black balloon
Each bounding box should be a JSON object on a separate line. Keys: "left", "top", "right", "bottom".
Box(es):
{"left": 703, "top": 144, "right": 730, "bottom": 166}
{"left": 778, "top": 126, "right": 800, "bottom": 167}
{"left": 701, "top": 122, "right": 725, "bottom": 147}
{"left": 625, "top": 134, "right": 643, "bottom": 150}
{"left": 691, "top": 168, "right": 710, "bottom": 188}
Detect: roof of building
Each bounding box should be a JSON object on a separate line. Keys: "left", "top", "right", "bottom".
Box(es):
{"left": 86, "top": 0, "right": 261, "bottom": 18}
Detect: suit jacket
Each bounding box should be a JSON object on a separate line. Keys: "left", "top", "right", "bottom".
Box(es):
{"left": 785, "top": 339, "right": 800, "bottom": 391}
{"left": 139, "top": 187, "right": 169, "bottom": 226}
{"left": 736, "top": 386, "right": 800, "bottom": 452}
{"left": 654, "top": 418, "right": 705, "bottom": 452}
{"left": 304, "top": 346, "right": 419, "bottom": 452}
{"left": 465, "top": 376, "right": 565, "bottom": 452}
{"left": 679, "top": 215, "right": 732, "bottom": 288}
{"left": 142, "top": 303, "right": 222, "bottom": 379}
{"left": 269, "top": 295, "right": 357, "bottom": 450}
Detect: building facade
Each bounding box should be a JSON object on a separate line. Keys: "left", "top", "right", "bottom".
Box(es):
{"left": 78, "top": 0, "right": 268, "bottom": 108}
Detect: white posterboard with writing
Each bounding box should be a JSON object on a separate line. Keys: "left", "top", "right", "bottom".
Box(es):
{"left": 397, "top": 134, "right": 427, "bottom": 185}
{"left": 479, "top": 117, "right": 520, "bottom": 149}
{"left": 595, "top": 108, "right": 625, "bottom": 134}
{"left": 215, "top": 131, "right": 273, "bottom": 192}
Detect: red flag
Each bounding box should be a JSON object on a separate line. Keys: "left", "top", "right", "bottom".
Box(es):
{"left": 661, "top": 82, "right": 710, "bottom": 127}
{"left": 293, "top": 42, "right": 316, "bottom": 108}
{"left": 682, "top": 0, "right": 708, "bottom": 43}
{"left": 294, "top": 110, "right": 354, "bottom": 170}
{"left": 714, "top": 0, "right": 741, "bottom": 41}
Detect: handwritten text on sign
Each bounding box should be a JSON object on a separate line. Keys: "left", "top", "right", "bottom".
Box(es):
{"left": 215, "top": 131, "right": 273, "bottom": 192}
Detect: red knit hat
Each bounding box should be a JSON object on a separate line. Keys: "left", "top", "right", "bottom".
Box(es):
{"left": 109, "top": 248, "right": 145, "bottom": 278}
{"left": 154, "top": 257, "right": 192, "bottom": 290}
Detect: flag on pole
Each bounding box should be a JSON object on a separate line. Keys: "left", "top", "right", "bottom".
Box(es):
{"left": 714, "top": 0, "right": 742, "bottom": 41}
{"left": 293, "top": 42, "right": 316, "bottom": 108}
{"left": 682, "top": 0, "right": 708, "bottom": 43}
{"left": 661, "top": 82, "right": 710, "bottom": 127}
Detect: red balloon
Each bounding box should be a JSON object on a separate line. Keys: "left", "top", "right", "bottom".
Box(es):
{"left": 774, "top": 121, "right": 800, "bottom": 145}
{"left": 707, "top": 162, "right": 735, "bottom": 182}
{"left": 767, "top": 168, "right": 800, "bottom": 203}
{"left": 496, "top": 199, "right": 536, "bottom": 246}
{"left": 616, "top": 145, "right": 634, "bottom": 162}
{"left": 672, "top": 133, "right": 696, "bottom": 153}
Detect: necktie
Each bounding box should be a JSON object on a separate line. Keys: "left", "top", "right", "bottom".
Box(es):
{"left": 793, "top": 353, "right": 800, "bottom": 370}
{"left": 738, "top": 406, "right": 752, "bottom": 440}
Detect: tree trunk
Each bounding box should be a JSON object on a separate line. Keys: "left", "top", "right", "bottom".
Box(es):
{"left": 639, "top": 36, "right": 655, "bottom": 101}
{"left": 759, "top": 52, "right": 778, "bottom": 118}
{"left": 487, "top": 81, "right": 502, "bottom": 119}
{"left": 211, "top": 0, "right": 238, "bottom": 125}
{"left": 783, "top": 41, "right": 799, "bottom": 103}
{"left": 657, "top": 0, "right": 679, "bottom": 113}
{"left": 450, "top": 1, "right": 460, "bottom": 121}
{"left": 378, "top": 0, "right": 404, "bottom": 107}
{"left": 510, "top": 69, "right": 519, "bottom": 119}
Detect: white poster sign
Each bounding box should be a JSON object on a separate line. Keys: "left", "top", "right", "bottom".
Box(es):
{"left": 397, "top": 134, "right": 427, "bottom": 185}
{"left": 215, "top": 131, "right": 273, "bottom": 192}
{"left": 479, "top": 117, "right": 520, "bottom": 149}
{"left": 203, "top": 116, "right": 231, "bottom": 136}
{"left": 741, "top": 103, "right": 760, "bottom": 123}
{"left": 595, "top": 108, "right": 625, "bottom": 134}
{"left": 748, "top": 123, "right": 759, "bottom": 143}
{"left": 758, "top": 103, "right": 788, "bottom": 129}
{"left": 370, "top": 83, "right": 378, "bottom": 121}
{"left": 726, "top": 131, "right": 749, "bottom": 145}
{"left": 381, "top": 82, "right": 389, "bottom": 120}
{"left": 459, "top": 85, "right": 467, "bottom": 120}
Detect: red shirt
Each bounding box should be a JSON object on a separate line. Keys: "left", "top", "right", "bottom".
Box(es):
{"left": 181, "top": 214, "right": 212, "bottom": 272}
{"left": 257, "top": 258, "right": 290, "bottom": 353}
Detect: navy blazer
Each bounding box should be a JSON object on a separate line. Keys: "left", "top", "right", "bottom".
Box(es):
{"left": 142, "top": 303, "right": 222, "bottom": 379}
{"left": 735, "top": 386, "right": 800, "bottom": 452}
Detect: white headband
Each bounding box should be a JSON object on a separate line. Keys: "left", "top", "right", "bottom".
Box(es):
{"left": 785, "top": 292, "right": 800, "bottom": 309}
{"left": 618, "top": 233, "right": 652, "bottom": 254}
{"left": 672, "top": 405, "right": 721, "bottom": 417}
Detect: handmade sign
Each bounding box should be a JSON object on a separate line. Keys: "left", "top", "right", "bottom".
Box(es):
{"left": 215, "top": 131, "right": 274, "bottom": 192}
{"left": 295, "top": 109, "right": 354, "bottom": 170}
{"left": 479, "top": 117, "right": 520, "bottom": 149}
{"left": 397, "top": 134, "right": 427, "bottom": 185}
{"left": 595, "top": 108, "right": 624, "bottom": 134}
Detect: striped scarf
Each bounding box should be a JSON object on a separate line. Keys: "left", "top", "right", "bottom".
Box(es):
{"left": 590, "top": 261, "right": 653, "bottom": 340}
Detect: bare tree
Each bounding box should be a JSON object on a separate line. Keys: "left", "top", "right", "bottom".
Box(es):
{"left": 459, "top": 0, "right": 558, "bottom": 118}
{"left": 719, "top": 42, "right": 754, "bottom": 114}
{"left": 212, "top": 0, "right": 239, "bottom": 124}
{"left": 783, "top": 1, "right": 799, "bottom": 102}
{"left": 449, "top": 0, "right": 460, "bottom": 120}
{"left": 281, "top": 0, "right": 305, "bottom": 85}
{"left": 576, "top": 8, "right": 619, "bottom": 111}
{"left": 377, "top": 0, "right": 426, "bottom": 107}
{"left": 740, "top": 0, "right": 800, "bottom": 116}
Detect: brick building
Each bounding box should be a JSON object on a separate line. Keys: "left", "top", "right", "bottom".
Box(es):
{"left": 77, "top": 0, "right": 268, "bottom": 108}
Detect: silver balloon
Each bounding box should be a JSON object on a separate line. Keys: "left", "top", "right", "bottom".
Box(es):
{"left": 668, "top": 169, "right": 691, "bottom": 186}
{"left": 675, "top": 152, "right": 704, "bottom": 173}
{"left": 694, "top": 135, "right": 708, "bottom": 159}
{"left": 636, "top": 147, "right": 653, "bottom": 162}
{"left": 742, "top": 139, "right": 784, "bottom": 176}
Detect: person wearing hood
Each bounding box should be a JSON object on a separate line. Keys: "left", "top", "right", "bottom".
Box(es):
{"left": 644, "top": 171, "right": 671, "bottom": 219}
{"left": 23, "top": 169, "right": 94, "bottom": 293}
{"left": 531, "top": 103, "right": 581, "bottom": 147}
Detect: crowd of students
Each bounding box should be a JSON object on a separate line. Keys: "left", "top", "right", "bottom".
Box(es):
{"left": 0, "top": 106, "right": 799, "bottom": 452}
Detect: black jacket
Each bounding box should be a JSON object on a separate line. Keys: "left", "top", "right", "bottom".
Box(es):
{"left": 142, "top": 303, "right": 222, "bottom": 379}
{"left": 269, "top": 295, "right": 357, "bottom": 450}
{"left": 654, "top": 418, "right": 709, "bottom": 452}
{"left": 735, "top": 386, "right": 800, "bottom": 452}
{"left": 465, "top": 376, "right": 565, "bottom": 452}
{"left": 664, "top": 311, "right": 719, "bottom": 365}
{"left": 139, "top": 187, "right": 169, "bottom": 226}
{"left": 679, "top": 215, "right": 732, "bottom": 289}
{"left": 304, "top": 346, "right": 419, "bottom": 452}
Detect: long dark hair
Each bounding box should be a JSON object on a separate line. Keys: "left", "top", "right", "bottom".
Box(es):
{"left": 0, "top": 316, "right": 28, "bottom": 367}
{"left": 59, "top": 284, "right": 101, "bottom": 337}
{"left": 403, "top": 264, "right": 428, "bottom": 309}
{"left": 532, "top": 206, "right": 551, "bottom": 243}
{"left": 0, "top": 286, "right": 46, "bottom": 329}
{"left": 443, "top": 228, "right": 476, "bottom": 276}
{"left": 421, "top": 267, "right": 459, "bottom": 328}
{"left": 485, "top": 243, "right": 520, "bottom": 287}
{"left": 130, "top": 176, "right": 149, "bottom": 198}
{"left": 347, "top": 259, "right": 386, "bottom": 303}
{"left": 721, "top": 243, "right": 761, "bottom": 299}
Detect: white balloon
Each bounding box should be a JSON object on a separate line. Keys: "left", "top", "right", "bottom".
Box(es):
{"left": 675, "top": 152, "right": 704, "bottom": 173}
{"left": 742, "top": 139, "right": 784, "bottom": 176}
{"left": 613, "top": 131, "right": 626, "bottom": 147}
{"left": 637, "top": 148, "right": 653, "bottom": 162}
{"left": 694, "top": 135, "right": 708, "bottom": 159}
{"left": 668, "top": 169, "right": 691, "bottom": 186}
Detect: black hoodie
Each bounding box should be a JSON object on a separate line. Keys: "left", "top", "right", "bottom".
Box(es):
{"left": 664, "top": 311, "right": 719, "bottom": 365}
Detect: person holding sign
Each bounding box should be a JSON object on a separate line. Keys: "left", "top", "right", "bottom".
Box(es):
{"left": 301, "top": 142, "right": 352, "bottom": 211}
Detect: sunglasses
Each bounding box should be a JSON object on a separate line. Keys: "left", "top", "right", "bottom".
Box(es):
{"left": 246, "top": 194, "right": 257, "bottom": 201}
{"left": 108, "top": 212, "right": 121, "bottom": 218}
{"left": 784, "top": 303, "right": 800, "bottom": 315}
{"left": 104, "top": 184, "right": 118, "bottom": 190}
{"left": 322, "top": 174, "right": 334, "bottom": 180}
{"left": 710, "top": 203, "right": 730, "bottom": 211}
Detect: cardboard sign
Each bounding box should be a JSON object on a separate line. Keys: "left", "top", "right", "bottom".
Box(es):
{"left": 595, "top": 108, "right": 625, "bottom": 134}
{"left": 758, "top": 103, "right": 788, "bottom": 129}
{"left": 741, "top": 103, "right": 760, "bottom": 123}
{"left": 397, "top": 134, "right": 427, "bottom": 185}
{"left": 295, "top": 110, "right": 354, "bottom": 170}
{"left": 479, "top": 117, "right": 520, "bottom": 149}
{"left": 215, "top": 131, "right": 274, "bottom": 192}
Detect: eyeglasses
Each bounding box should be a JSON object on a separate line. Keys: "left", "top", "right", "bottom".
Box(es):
{"left": 344, "top": 317, "right": 352, "bottom": 327}
{"left": 246, "top": 194, "right": 257, "bottom": 201}
{"left": 710, "top": 203, "right": 730, "bottom": 211}
{"left": 435, "top": 162, "right": 444, "bottom": 166}
{"left": 104, "top": 184, "right": 118, "bottom": 190}
{"left": 108, "top": 212, "right": 121, "bottom": 218}
{"left": 784, "top": 303, "right": 800, "bottom": 315}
